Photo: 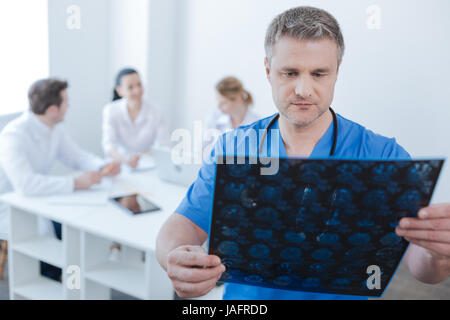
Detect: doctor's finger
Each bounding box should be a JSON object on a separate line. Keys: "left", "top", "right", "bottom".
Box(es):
{"left": 182, "top": 245, "right": 207, "bottom": 254}
{"left": 407, "top": 239, "right": 450, "bottom": 258}
{"left": 168, "top": 251, "right": 221, "bottom": 268}
{"left": 92, "top": 173, "right": 103, "bottom": 183}
{"left": 399, "top": 218, "right": 450, "bottom": 230}
{"left": 396, "top": 229, "right": 450, "bottom": 244}
{"left": 168, "top": 264, "right": 225, "bottom": 283}
{"left": 109, "top": 164, "right": 121, "bottom": 176}
{"left": 173, "top": 276, "right": 220, "bottom": 298}
{"left": 419, "top": 203, "right": 450, "bottom": 219}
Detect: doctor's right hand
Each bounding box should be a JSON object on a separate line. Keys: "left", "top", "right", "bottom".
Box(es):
{"left": 166, "top": 245, "right": 226, "bottom": 298}
{"left": 74, "top": 171, "right": 103, "bottom": 190}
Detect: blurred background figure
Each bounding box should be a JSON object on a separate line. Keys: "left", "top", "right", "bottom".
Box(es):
{"left": 102, "top": 68, "right": 170, "bottom": 169}
{"left": 203, "top": 77, "right": 260, "bottom": 155}
{"left": 206, "top": 76, "right": 259, "bottom": 132}
{"left": 0, "top": 78, "right": 120, "bottom": 281}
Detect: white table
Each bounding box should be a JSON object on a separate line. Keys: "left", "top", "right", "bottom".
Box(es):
{"left": 1, "top": 170, "right": 188, "bottom": 300}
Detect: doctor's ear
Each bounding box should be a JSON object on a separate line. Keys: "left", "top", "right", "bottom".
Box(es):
{"left": 44, "top": 105, "right": 59, "bottom": 117}
{"left": 337, "top": 59, "right": 343, "bottom": 75}
{"left": 264, "top": 57, "right": 271, "bottom": 81}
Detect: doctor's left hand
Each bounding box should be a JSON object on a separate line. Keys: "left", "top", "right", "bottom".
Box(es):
{"left": 396, "top": 204, "right": 450, "bottom": 261}
{"left": 100, "top": 162, "right": 121, "bottom": 177}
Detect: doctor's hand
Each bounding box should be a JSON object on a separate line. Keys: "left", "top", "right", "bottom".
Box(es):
{"left": 166, "top": 245, "right": 226, "bottom": 299}
{"left": 74, "top": 171, "right": 103, "bottom": 190}
{"left": 126, "top": 155, "right": 140, "bottom": 169}
{"left": 100, "top": 162, "right": 121, "bottom": 177}
{"left": 396, "top": 204, "right": 450, "bottom": 260}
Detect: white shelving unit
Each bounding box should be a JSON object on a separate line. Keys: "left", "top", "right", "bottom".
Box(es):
{"left": 85, "top": 262, "right": 146, "bottom": 298}
{"left": 15, "top": 276, "right": 63, "bottom": 300}
{"left": 81, "top": 231, "right": 173, "bottom": 300}
{"left": 13, "top": 236, "right": 63, "bottom": 268}
{"left": 3, "top": 171, "right": 186, "bottom": 300}
{"left": 7, "top": 207, "right": 81, "bottom": 300}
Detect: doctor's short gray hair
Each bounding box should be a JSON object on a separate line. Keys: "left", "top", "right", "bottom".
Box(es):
{"left": 265, "top": 6, "right": 345, "bottom": 66}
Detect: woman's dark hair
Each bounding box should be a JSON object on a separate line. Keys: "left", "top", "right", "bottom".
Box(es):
{"left": 113, "top": 68, "right": 138, "bottom": 101}
{"left": 28, "top": 78, "right": 69, "bottom": 115}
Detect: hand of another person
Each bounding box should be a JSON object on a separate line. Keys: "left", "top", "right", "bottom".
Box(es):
{"left": 100, "top": 162, "right": 121, "bottom": 177}
{"left": 74, "top": 171, "right": 103, "bottom": 190}
{"left": 127, "top": 155, "right": 140, "bottom": 169}
{"left": 166, "top": 245, "right": 226, "bottom": 298}
{"left": 142, "top": 150, "right": 153, "bottom": 157}
{"left": 396, "top": 204, "right": 450, "bottom": 261}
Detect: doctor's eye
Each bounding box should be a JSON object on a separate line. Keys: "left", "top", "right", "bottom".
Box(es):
{"left": 281, "top": 71, "right": 298, "bottom": 78}
{"left": 312, "top": 73, "right": 326, "bottom": 78}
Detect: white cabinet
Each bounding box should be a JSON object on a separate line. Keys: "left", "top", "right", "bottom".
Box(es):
{"left": 3, "top": 171, "right": 185, "bottom": 300}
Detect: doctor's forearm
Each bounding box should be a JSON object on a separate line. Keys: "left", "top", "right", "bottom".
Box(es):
{"left": 405, "top": 244, "right": 450, "bottom": 284}
{"left": 156, "top": 213, "right": 205, "bottom": 271}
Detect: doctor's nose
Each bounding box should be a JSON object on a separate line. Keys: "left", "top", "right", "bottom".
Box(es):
{"left": 294, "top": 77, "right": 314, "bottom": 99}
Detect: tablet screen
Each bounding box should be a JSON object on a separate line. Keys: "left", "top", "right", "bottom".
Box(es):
{"left": 111, "top": 194, "right": 161, "bottom": 215}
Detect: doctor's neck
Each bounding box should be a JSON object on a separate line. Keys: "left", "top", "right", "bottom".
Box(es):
{"left": 278, "top": 109, "right": 333, "bottom": 157}
{"left": 230, "top": 105, "right": 249, "bottom": 129}
{"left": 35, "top": 113, "right": 58, "bottom": 129}
{"left": 127, "top": 99, "right": 142, "bottom": 111}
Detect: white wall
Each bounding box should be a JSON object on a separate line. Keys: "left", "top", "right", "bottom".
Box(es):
{"left": 176, "top": 0, "right": 450, "bottom": 203}
{"left": 48, "top": 0, "right": 110, "bottom": 157}
{"left": 147, "top": 0, "right": 188, "bottom": 131}
{"left": 47, "top": 0, "right": 181, "bottom": 160}
{"left": 109, "top": 0, "right": 150, "bottom": 92}
{"left": 0, "top": 0, "right": 49, "bottom": 117}
{"left": 0, "top": 0, "right": 48, "bottom": 132}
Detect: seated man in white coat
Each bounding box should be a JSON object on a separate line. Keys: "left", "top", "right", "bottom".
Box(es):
{"left": 0, "top": 78, "right": 120, "bottom": 280}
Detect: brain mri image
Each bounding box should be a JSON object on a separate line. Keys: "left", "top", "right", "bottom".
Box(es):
{"left": 208, "top": 157, "right": 444, "bottom": 297}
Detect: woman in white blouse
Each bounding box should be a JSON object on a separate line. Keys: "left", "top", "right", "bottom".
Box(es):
{"left": 103, "top": 68, "right": 170, "bottom": 168}
{"left": 204, "top": 77, "right": 260, "bottom": 155}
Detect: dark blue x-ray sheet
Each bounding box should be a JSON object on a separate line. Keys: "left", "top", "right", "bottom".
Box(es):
{"left": 208, "top": 157, "right": 444, "bottom": 297}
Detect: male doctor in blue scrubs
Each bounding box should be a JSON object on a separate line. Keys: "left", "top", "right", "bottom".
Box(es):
{"left": 156, "top": 6, "right": 450, "bottom": 299}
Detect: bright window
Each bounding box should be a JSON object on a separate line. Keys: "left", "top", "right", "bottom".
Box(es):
{"left": 0, "top": 0, "right": 49, "bottom": 116}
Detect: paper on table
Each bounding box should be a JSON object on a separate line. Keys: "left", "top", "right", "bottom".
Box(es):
{"left": 90, "top": 177, "right": 113, "bottom": 191}
{"left": 136, "top": 156, "right": 156, "bottom": 171}
{"left": 47, "top": 178, "right": 112, "bottom": 206}
{"left": 123, "top": 156, "right": 156, "bottom": 172}
{"left": 47, "top": 190, "right": 108, "bottom": 206}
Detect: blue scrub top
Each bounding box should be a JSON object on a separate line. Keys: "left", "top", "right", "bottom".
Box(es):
{"left": 175, "top": 113, "right": 411, "bottom": 300}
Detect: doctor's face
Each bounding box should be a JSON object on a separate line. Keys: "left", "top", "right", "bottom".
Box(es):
{"left": 265, "top": 36, "right": 340, "bottom": 127}
{"left": 216, "top": 92, "right": 246, "bottom": 115}
{"left": 116, "top": 73, "right": 144, "bottom": 104}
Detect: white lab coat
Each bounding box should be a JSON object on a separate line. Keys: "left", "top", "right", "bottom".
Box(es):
{"left": 0, "top": 112, "right": 106, "bottom": 239}
{"left": 205, "top": 108, "right": 260, "bottom": 133}
{"left": 102, "top": 98, "right": 170, "bottom": 157}
{"left": 203, "top": 108, "right": 261, "bottom": 157}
